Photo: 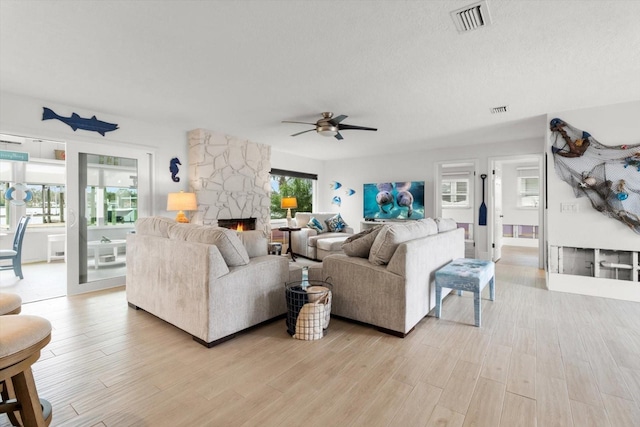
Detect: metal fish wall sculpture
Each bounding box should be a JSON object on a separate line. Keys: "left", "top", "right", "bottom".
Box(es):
{"left": 42, "top": 107, "right": 119, "bottom": 136}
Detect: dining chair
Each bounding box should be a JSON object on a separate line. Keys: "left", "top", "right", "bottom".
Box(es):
{"left": 0, "top": 216, "right": 31, "bottom": 279}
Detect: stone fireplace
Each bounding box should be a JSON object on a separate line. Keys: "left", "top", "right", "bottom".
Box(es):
{"left": 188, "top": 129, "right": 271, "bottom": 234}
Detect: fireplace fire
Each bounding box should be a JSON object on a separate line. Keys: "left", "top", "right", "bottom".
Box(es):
{"left": 217, "top": 218, "right": 256, "bottom": 231}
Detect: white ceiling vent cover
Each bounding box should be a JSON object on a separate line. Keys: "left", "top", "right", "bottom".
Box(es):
{"left": 451, "top": 1, "right": 492, "bottom": 33}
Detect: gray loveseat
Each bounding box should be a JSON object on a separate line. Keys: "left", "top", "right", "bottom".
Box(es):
{"left": 322, "top": 218, "right": 464, "bottom": 337}
{"left": 126, "top": 217, "right": 289, "bottom": 347}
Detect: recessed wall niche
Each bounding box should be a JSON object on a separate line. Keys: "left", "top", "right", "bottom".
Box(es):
{"left": 549, "top": 245, "right": 639, "bottom": 282}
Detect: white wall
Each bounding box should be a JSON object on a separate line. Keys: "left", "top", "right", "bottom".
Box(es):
{"left": 320, "top": 137, "right": 545, "bottom": 260}
{"left": 6, "top": 89, "right": 636, "bottom": 268}
{"left": 1, "top": 91, "right": 189, "bottom": 262}
{"left": 0, "top": 91, "right": 190, "bottom": 215}
{"left": 546, "top": 100, "right": 640, "bottom": 251}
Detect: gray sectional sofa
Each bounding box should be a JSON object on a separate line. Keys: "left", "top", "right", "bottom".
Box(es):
{"left": 322, "top": 218, "right": 465, "bottom": 337}
{"left": 126, "top": 217, "right": 289, "bottom": 347}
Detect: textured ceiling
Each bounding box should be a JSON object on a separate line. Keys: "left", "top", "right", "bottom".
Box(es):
{"left": 1, "top": 0, "right": 639, "bottom": 160}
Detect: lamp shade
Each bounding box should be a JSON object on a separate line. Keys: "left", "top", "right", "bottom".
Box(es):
{"left": 280, "top": 197, "right": 298, "bottom": 209}
{"left": 167, "top": 191, "right": 197, "bottom": 223}
{"left": 167, "top": 191, "right": 197, "bottom": 211}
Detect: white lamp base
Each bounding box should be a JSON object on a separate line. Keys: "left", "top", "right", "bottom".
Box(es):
{"left": 286, "top": 208, "right": 294, "bottom": 227}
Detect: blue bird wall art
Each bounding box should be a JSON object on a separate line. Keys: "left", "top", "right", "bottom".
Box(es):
{"left": 42, "top": 107, "right": 119, "bottom": 136}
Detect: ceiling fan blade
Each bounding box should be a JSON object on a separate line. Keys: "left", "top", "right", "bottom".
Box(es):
{"left": 290, "top": 128, "right": 316, "bottom": 137}
{"left": 334, "top": 132, "right": 344, "bottom": 140}
{"left": 328, "top": 115, "right": 348, "bottom": 125}
{"left": 282, "top": 120, "right": 317, "bottom": 125}
{"left": 338, "top": 123, "right": 377, "bottom": 132}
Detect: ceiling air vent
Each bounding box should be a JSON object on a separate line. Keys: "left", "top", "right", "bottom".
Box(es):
{"left": 491, "top": 105, "right": 508, "bottom": 114}
{"left": 451, "top": 1, "right": 492, "bottom": 33}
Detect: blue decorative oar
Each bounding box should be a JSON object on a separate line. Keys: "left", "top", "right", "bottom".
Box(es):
{"left": 479, "top": 174, "right": 487, "bottom": 226}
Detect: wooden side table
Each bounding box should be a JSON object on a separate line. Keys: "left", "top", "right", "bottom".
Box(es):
{"left": 278, "top": 227, "right": 300, "bottom": 261}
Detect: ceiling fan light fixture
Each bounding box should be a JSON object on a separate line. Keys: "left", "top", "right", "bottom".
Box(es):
{"left": 317, "top": 124, "right": 338, "bottom": 137}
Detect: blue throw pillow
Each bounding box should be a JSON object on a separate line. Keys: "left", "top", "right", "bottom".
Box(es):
{"left": 326, "top": 213, "right": 348, "bottom": 232}
{"left": 307, "top": 217, "right": 325, "bottom": 233}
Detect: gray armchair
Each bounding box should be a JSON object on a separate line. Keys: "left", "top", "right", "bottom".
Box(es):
{"left": 289, "top": 212, "right": 353, "bottom": 260}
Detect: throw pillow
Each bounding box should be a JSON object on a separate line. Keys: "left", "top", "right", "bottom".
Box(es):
{"left": 168, "top": 224, "right": 250, "bottom": 266}
{"left": 307, "top": 217, "right": 325, "bottom": 234}
{"left": 237, "top": 230, "right": 268, "bottom": 258}
{"left": 135, "top": 216, "right": 176, "bottom": 238}
{"left": 325, "top": 213, "right": 348, "bottom": 232}
{"left": 342, "top": 225, "right": 382, "bottom": 258}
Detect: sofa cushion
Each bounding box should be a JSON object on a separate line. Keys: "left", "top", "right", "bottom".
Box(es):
{"left": 307, "top": 217, "right": 326, "bottom": 233}
{"left": 135, "top": 216, "right": 175, "bottom": 237}
{"left": 342, "top": 225, "right": 382, "bottom": 258}
{"left": 325, "top": 213, "right": 348, "bottom": 232}
{"left": 294, "top": 212, "right": 312, "bottom": 228}
{"left": 237, "top": 230, "right": 268, "bottom": 258}
{"left": 307, "top": 232, "right": 347, "bottom": 248}
{"left": 369, "top": 220, "right": 438, "bottom": 265}
{"left": 168, "top": 224, "right": 250, "bottom": 266}
{"left": 419, "top": 217, "right": 439, "bottom": 235}
{"left": 317, "top": 236, "right": 350, "bottom": 251}
{"left": 435, "top": 217, "right": 457, "bottom": 232}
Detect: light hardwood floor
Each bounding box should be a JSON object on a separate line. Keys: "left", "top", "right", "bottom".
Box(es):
{"left": 2, "top": 261, "right": 640, "bottom": 426}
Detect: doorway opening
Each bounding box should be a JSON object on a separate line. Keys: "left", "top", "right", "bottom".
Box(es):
{"left": 435, "top": 160, "right": 478, "bottom": 258}
{"left": 489, "top": 155, "right": 544, "bottom": 269}
{"left": 0, "top": 134, "right": 67, "bottom": 303}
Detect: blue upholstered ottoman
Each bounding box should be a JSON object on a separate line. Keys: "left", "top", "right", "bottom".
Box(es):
{"left": 435, "top": 258, "right": 495, "bottom": 327}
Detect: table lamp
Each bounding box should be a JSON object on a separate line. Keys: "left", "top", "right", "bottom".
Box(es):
{"left": 167, "top": 191, "right": 197, "bottom": 223}
{"left": 281, "top": 197, "right": 297, "bottom": 227}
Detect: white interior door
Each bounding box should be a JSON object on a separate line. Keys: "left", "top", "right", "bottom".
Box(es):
{"left": 65, "top": 142, "right": 152, "bottom": 295}
{"left": 492, "top": 165, "right": 503, "bottom": 261}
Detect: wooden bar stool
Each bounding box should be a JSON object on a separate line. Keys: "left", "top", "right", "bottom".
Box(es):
{"left": 0, "top": 293, "right": 22, "bottom": 315}
{"left": 0, "top": 315, "right": 53, "bottom": 426}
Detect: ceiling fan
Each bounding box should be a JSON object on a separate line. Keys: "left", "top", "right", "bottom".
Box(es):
{"left": 282, "top": 112, "right": 377, "bottom": 140}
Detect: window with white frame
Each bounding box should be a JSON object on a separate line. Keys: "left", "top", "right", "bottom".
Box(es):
{"left": 441, "top": 179, "right": 469, "bottom": 207}
{"left": 517, "top": 168, "right": 539, "bottom": 208}
{"left": 0, "top": 159, "right": 67, "bottom": 227}
{"left": 269, "top": 169, "right": 316, "bottom": 220}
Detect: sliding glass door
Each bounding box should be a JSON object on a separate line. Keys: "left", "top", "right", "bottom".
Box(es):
{"left": 66, "top": 142, "right": 152, "bottom": 295}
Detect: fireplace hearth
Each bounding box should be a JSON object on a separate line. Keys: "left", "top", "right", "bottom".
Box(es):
{"left": 217, "top": 218, "right": 256, "bottom": 231}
